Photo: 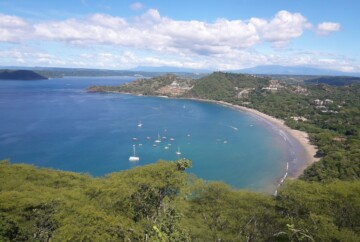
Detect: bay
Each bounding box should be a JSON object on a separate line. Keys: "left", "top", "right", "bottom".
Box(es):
{"left": 0, "top": 76, "right": 298, "bottom": 192}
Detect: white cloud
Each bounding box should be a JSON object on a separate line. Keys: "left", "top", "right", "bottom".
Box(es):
{"left": 0, "top": 49, "right": 66, "bottom": 66}
{"left": 29, "top": 9, "right": 318, "bottom": 55}
{"left": 130, "top": 2, "right": 144, "bottom": 11}
{"left": 89, "top": 14, "right": 127, "bottom": 28}
{"left": 0, "top": 10, "right": 336, "bottom": 53}
{"left": 1, "top": 47, "right": 358, "bottom": 73}
{"left": 316, "top": 22, "right": 340, "bottom": 35}
{"left": 0, "top": 10, "right": 355, "bottom": 72}
{"left": 251, "top": 10, "right": 311, "bottom": 48}
{"left": 0, "top": 14, "right": 33, "bottom": 42}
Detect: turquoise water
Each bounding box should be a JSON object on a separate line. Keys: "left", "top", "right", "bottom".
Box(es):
{"left": 0, "top": 77, "right": 305, "bottom": 192}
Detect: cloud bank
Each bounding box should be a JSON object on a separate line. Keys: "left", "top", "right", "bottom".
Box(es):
{"left": 0, "top": 9, "right": 351, "bottom": 71}
{"left": 0, "top": 10, "right": 340, "bottom": 53}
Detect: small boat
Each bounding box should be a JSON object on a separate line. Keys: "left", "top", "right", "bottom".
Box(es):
{"left": 152, "top": 144, "right": 157, "bottom": 147}
{"left": 164, "top": 146, "right": 169, "bottom": 150}
{"left": 137, "top": 121, "right": 143, "bottom": 127}
{"left": 139, "top": 144, "right": 143, "bottom": 146}
{"left": 129, "top": 145, "right": 139, "bottom": 161}
{"left": 155, "top": 133, "right": 161, "bottom": 143}
{"left": 132, "top": 137, "right": 138, "bottom": 141}
{"left": 223, "top": 140, "right": 228, "bottom": 144}
{"left": 146, "top": 136, "right": 151, "bottom": 140}
{"left": 169, "top": 137, "right": 175, "bottom": 141}
{"left": 187, "top": 134, "right": 191, "bottom": 137}
{"left": 162, "top": 136, "right": 167, "bottom": 140}
{"left": 176, "top": 147, "right": 181, "bottom": 155}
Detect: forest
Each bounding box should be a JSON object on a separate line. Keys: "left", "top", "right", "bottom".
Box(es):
{"left": 1, "top": 160, "right": 359, "bottom": 241}
{"left": 1, "top": 72, "right": 360, "bottom": 241}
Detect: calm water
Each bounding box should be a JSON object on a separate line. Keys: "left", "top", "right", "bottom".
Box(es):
{"left": 0, "top": 76, "right": 305, "bottom": 192}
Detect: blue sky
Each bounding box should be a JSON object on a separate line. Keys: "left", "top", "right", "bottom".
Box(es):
{"left": 0, "top": 0, "right": 359, "bottom": 72}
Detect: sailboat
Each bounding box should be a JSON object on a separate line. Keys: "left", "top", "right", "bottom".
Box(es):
{"left": 129, "top": 144, "right": 139, "bottom": 161}
{"left": 155, "top": 133, "right": 161, "bottom": 143}
{"left": 137, "top": 121, "right": 143, "bottom": 127}
{"left": 176, "top": 147, "right": 181, "bottom": 155}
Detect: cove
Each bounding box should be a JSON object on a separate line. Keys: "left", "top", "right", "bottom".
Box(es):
{"left": 0, "top": 76, "right": 304, "bottom": 192}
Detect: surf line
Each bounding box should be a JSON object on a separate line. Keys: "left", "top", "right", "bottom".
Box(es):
{"left": 273, "top": 161, "right": 289, "bottom": 196}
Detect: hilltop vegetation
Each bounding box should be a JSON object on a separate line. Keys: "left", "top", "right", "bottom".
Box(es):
{"left": 185, "top": 72, "right": 269, "bottom": 101}
{"left": 1, "top": 160, "right": 359, "bottom": 241}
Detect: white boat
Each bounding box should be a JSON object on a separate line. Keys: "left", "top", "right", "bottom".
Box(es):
{"left": 164, "top": 146, "right": 169, "bottom": 150}
{"left": 155, "top": 133, "right": 161, "bottom": 143}
{"left": 129, "top": 145, "right": 139, "bottom": 161}
{"left": 169, "top": 137, "right": 175, "bottom": 141}
{"left": 137, "top": 121, "right": 143, "bottom": 127}
{"left": 176, "top": 147, "right": 181, "bottom": 155}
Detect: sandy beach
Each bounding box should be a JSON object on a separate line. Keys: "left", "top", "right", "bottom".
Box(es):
{"left": 190, "top": 98, "right": 319, "bottom": 179}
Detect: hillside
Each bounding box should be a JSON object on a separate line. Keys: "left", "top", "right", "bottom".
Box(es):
{"left": 185, "top": 72, "right": 270, "bottom": 101}
{"left": 0, "top": 70, "right": 48, "bottom": 80}
{"left": 1, "top": 160, "right": 359, "bottom": 241}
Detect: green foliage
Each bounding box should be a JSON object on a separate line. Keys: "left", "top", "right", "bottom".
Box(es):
{"left": 186, "top": 72, "right": 269, "bottom": 101}
{"left": 1, "top": 161, "right": 360, "bottom": 241}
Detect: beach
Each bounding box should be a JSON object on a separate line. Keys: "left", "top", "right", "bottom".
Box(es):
{"left": 191, "top": 98, "right": 319, "bottom": 179}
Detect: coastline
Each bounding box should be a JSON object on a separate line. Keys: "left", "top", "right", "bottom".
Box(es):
{"left": 187, "top": 98, "right": 319, "bottom": 179}
{"left": 91, "top": 90, "right": 319, "bottom": 180}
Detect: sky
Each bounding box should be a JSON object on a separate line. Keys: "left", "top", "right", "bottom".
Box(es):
{"left": 0, "top": 0, "right": 359, "bottom": 72}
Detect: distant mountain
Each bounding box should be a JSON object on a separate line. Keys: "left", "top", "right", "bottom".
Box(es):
{"left": 130, "top": 66, "right": 211, "bottom": 74}
{"left": 0, "top": 70, "right": 48, "bottom": 80}
{"left": 232, "top": 65, "right": 360, "bottom": 76}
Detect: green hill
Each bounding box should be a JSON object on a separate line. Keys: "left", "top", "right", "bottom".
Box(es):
{"left": 185, "top": 72, "right": 269, "bottom": 101}
{"left": 1, "top": 160, "right": 359, "bottom": 241}
{"left": 0, "top": 70, "right": 48, "bottom": 80}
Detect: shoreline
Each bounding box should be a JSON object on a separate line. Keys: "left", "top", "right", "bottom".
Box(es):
{"left": 188, "top": 98, "right": 319, "bottom": 179}
{"left": 92, "top": 90, "right": 319, "bottom": 180}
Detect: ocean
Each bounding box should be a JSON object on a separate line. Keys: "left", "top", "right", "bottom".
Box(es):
{"left": 0, "top": 76, "right": 304, "bottom": 192}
